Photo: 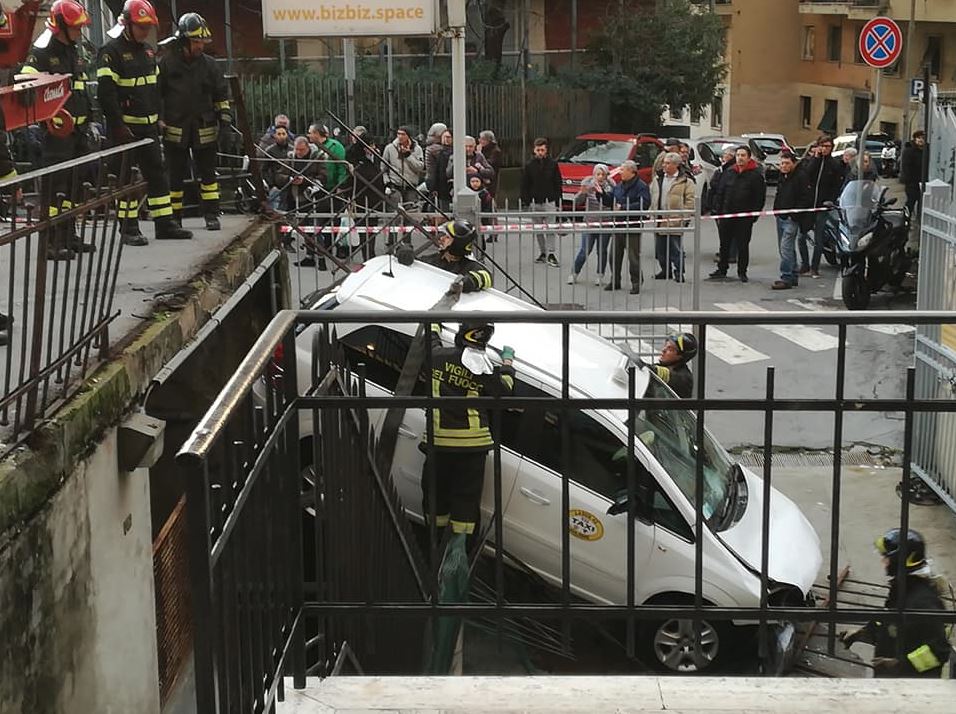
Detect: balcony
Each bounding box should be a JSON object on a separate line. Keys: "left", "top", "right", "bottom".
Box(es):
{"left": 798, "top": 1, "right": 883, "bottom": 20}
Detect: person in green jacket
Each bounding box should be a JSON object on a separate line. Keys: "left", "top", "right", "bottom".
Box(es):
{"left": 308, "top": 123, "right": 346, "bottom": 188}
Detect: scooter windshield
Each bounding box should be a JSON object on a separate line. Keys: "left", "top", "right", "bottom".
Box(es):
{"left": 837, "top": 180, "right": 880, "bottom": 237}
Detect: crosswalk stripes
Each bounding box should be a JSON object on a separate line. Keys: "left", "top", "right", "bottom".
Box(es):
{"left": 786, "top": 298, "right": 916, "bottom": 335}
{"left": 714, "top": 301, "right": 840, "bottom": 352}
{"left": 650, "top": 307, "right": 770, "bottom": 366}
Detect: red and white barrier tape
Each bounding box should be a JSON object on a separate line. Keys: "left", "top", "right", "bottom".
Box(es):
{"left": 278, "top": 206, "right": 830, "bottom": 234}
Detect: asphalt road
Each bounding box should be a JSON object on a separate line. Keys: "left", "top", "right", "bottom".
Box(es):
{"left": 288, "top": 181, "right": 917, "bottom": 453}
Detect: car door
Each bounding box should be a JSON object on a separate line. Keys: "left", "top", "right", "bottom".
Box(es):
{"left": 337, "top": 324, "right": 521, "bottom": 530}
{"left": 502, "top": 391, "right": 655, "bottom": 604}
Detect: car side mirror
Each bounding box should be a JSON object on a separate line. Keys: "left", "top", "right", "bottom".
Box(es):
{"left": 607, "top": 484, "right": 651, "bottom": 516}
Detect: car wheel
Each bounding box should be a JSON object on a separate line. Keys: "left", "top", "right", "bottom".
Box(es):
{"left": 646, "top": 616, "right": 724, "bottom": 673}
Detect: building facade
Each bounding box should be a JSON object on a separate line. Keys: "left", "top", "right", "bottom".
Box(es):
{"left": 719, "top": 0, "right": 956, "bottom": 144}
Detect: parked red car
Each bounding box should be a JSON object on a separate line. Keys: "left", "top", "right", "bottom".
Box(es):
{"left": 557, "top": 133, "right": 664, "bottom": 204}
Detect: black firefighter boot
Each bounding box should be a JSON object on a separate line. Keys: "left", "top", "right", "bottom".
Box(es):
{"left": 204, "top": 213, "right": 221, "bottom": 231}
{"left": 121, "top": 218, "right": 148, "bottom": 247}
{"left": 155, "top": 216, "right": 193, "bottom": 240}
{"left": 44, "top": 225, "right": 75, "bottom": 261}
{"left": 65, "top": 218, "right": 95, "bottom": 254}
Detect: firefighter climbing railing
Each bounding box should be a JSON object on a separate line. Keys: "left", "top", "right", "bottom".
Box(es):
{"left": 178, "top": 308, "right": 956, "bottom": 713}
{"left": 0, "top": 139, "right": 148, "bottom": 452}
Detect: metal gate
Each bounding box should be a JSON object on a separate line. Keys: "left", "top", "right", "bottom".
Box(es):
{"left": 912, "top": 92, "right": 956, "bottom": 513}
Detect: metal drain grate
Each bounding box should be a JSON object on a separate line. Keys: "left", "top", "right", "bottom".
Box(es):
{"left": 734, "top": 448, "right": 898, "bottom": 468}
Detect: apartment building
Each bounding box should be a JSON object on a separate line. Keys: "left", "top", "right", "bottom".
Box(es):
{"left": 719, "top": 0, "right": 956, "bottom": 143}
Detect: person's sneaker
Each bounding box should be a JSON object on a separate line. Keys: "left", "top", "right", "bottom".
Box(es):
{"left": 534, "top": 253, "right": 546, "bottom": 264}
{"left": 799, "top": 267, "right": 812, "bottom": 276}
{"left": 708, "top": 269, "right": 728, "bottom": 279}
{"left": 204, "top": 214, "right": 221, "bottom": 231}
{"left": 771, "top": 280, "right": 794, "bottom": 290}
{"left": 738, "top": 273, "right": 749, "bottom": 283}
{"left": 121, "top": 232, "right": 148, "bottom": 247}
{"left": 811, "top": 270, "right": 821, "bottom": 279}
{"left": 629, "top": 286, "right": 640, "bottom": 295}
{"left": 594, "top": 273, "right": 604, "bottom": 286}
{"left": 155, "top": 218, "right": 193, "bottom": 240}
{"left": 566, "top": 273, "right": 577, "bottom": 285}
{"left": 546, "top": 254, "right": 559, "bottom": 268}
{"left": 654, "top": 270, "right": 668, "bottom": 280}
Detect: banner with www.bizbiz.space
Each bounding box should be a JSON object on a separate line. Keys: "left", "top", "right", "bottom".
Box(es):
{"left": 262, "top": 0, "right": 437, "bottom": 37}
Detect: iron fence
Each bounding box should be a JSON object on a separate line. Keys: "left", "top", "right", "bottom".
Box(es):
{"left": 912, "top": 98, "right": 956, "bottom": 513}
{"left": 279, "top": 202, "right": 702, "bottom": 356}
{"left": 178, "top": 308, "right": 956, "bottom": 712}
{"left": 0, "top": 140, "right": 149, "bottom": 452}
{"left": 239, "top": 75, "right": 609, "bottom": 166}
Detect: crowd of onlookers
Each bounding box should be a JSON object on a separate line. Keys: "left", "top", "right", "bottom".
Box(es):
{"left": 255, "top": 115, "right": 925, "bottom": 289}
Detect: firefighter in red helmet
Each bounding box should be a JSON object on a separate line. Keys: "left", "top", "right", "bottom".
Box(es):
{"left": 96, "top": 0, "right": 192, "bottom": 245}
{"left": 21, "top": 0, "right": 95, "bottom": 259}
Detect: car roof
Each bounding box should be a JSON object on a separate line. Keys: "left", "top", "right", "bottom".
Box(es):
{"left": 575, "top": 132, "right": 658, "bottom": 143}
{"left": 333, "top": 256, "right": 649, "bottom": 401}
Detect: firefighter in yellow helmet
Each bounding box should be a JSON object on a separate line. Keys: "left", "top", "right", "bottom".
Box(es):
{"left": 158, "top": 13, "right": 232, "bottom": 231}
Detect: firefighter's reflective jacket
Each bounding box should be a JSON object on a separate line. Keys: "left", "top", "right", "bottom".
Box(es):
{"left": 421, "top": 252, "right": 493, "bottom": 292}
{"left": 158, "top": 47, "right": 230, "bottom": 147}
{"left": 865, "top": 574, "right": 952, "bottom": 678}
{"left": 96, "top": 33, "right": 161, "bottom": 134}
{"left": 21, "top": 38, "right": 92, "bottom": 128}
{"left": 426, "top": 326, "right": 514, "bottom": 451}
{"left": 653, "top": 362, "right": 693, "bottom": 399}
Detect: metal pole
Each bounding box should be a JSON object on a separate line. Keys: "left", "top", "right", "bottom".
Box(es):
{"left": 901, "top": 0, "right": 916, "bottom": 138}
{"left": 344, "top": 38, "right": 357, "bottom": 128}
{"left": 279, "top": 40, "right": 287, "bottom": 73}
{"left": 922, "top": 64, "right": 931, "bottom": 184}
{"left": 859, "top": 69, "right": 881, "bottom": 180}
{"left": 224, "top": 0, "right": 234, "bottom": 73}
{"left": 386, "top": 37, "right": 395, "bottom": 131}
{"left": 450, "top": 0, "right": 467, "bottom": 200}
{"left": 570, "top": 0, "right": 577, "bottom": 70}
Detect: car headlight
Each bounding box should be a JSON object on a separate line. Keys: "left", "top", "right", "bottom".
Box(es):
{"left": 857, "top": 231, "right": 874, "bottom": 249}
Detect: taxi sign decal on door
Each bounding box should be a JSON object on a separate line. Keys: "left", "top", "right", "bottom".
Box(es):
{"left": 569, "top": 509, "right": 605, "bottom": 541}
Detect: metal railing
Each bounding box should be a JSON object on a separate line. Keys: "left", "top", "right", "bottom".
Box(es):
{"left": 913, "top": 96, "right": 956, "bottom": 513}
{"left": 0, "top": 140, "right": 149, "bottom": 451}
{"left": 282, "top": 202, "right": 702, "bottom": 356}
{"left": 239, "top": 75, "right": 609, "bottom": 166}
{"left": 178, "top": 308, "right": 956, "bottom": 712}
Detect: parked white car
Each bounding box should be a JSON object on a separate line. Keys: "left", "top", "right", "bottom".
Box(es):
{"left": 268, "top": 256, "right": 823, "bottom": 673}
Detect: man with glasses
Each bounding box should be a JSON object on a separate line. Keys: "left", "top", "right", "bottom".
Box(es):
{"left": 800, "top": 136, "right": 845, "bottom": 278}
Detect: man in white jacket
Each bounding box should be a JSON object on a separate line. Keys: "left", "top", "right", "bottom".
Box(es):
{"left": 381, "top": 126, "right": 425, "bottom": 207}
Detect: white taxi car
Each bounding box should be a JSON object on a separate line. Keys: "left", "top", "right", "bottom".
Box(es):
{"left": 277, "top": 256, "right": 823, "bottom": 673}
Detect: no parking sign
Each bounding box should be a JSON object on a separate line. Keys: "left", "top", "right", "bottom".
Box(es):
{"left": 858, "top": 17, "right": 903, "bottom": 69}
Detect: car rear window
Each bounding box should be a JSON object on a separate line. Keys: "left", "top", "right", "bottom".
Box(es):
{"left": 559, "top": 139, "right": 633, "bottom": 166}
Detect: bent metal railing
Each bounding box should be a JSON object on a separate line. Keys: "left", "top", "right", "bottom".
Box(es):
{"left": 177, "top": 309, "right": 956, "bottom": 713}
{"left": 0, "top": 139, "right": 149, "bottom": 450}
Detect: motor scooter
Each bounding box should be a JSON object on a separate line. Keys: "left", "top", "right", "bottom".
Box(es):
{"left": 832, "top": 180, "right": 910, "bottom": 309}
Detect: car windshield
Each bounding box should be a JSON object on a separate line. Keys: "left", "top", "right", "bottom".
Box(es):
{"left": 559, "top": 139, "right": 632, "bottom": 165}
{"left": 700, "top": 140, "right": 742, "bottom": 164}
{"left": 631, "top": 375, "right": 734, "bottom": 527}
{"left": 749, "top": 137, "right": 785, "bottom": 155}
{"left": 838, "top": 180, "right": 880, "bottom": 236}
